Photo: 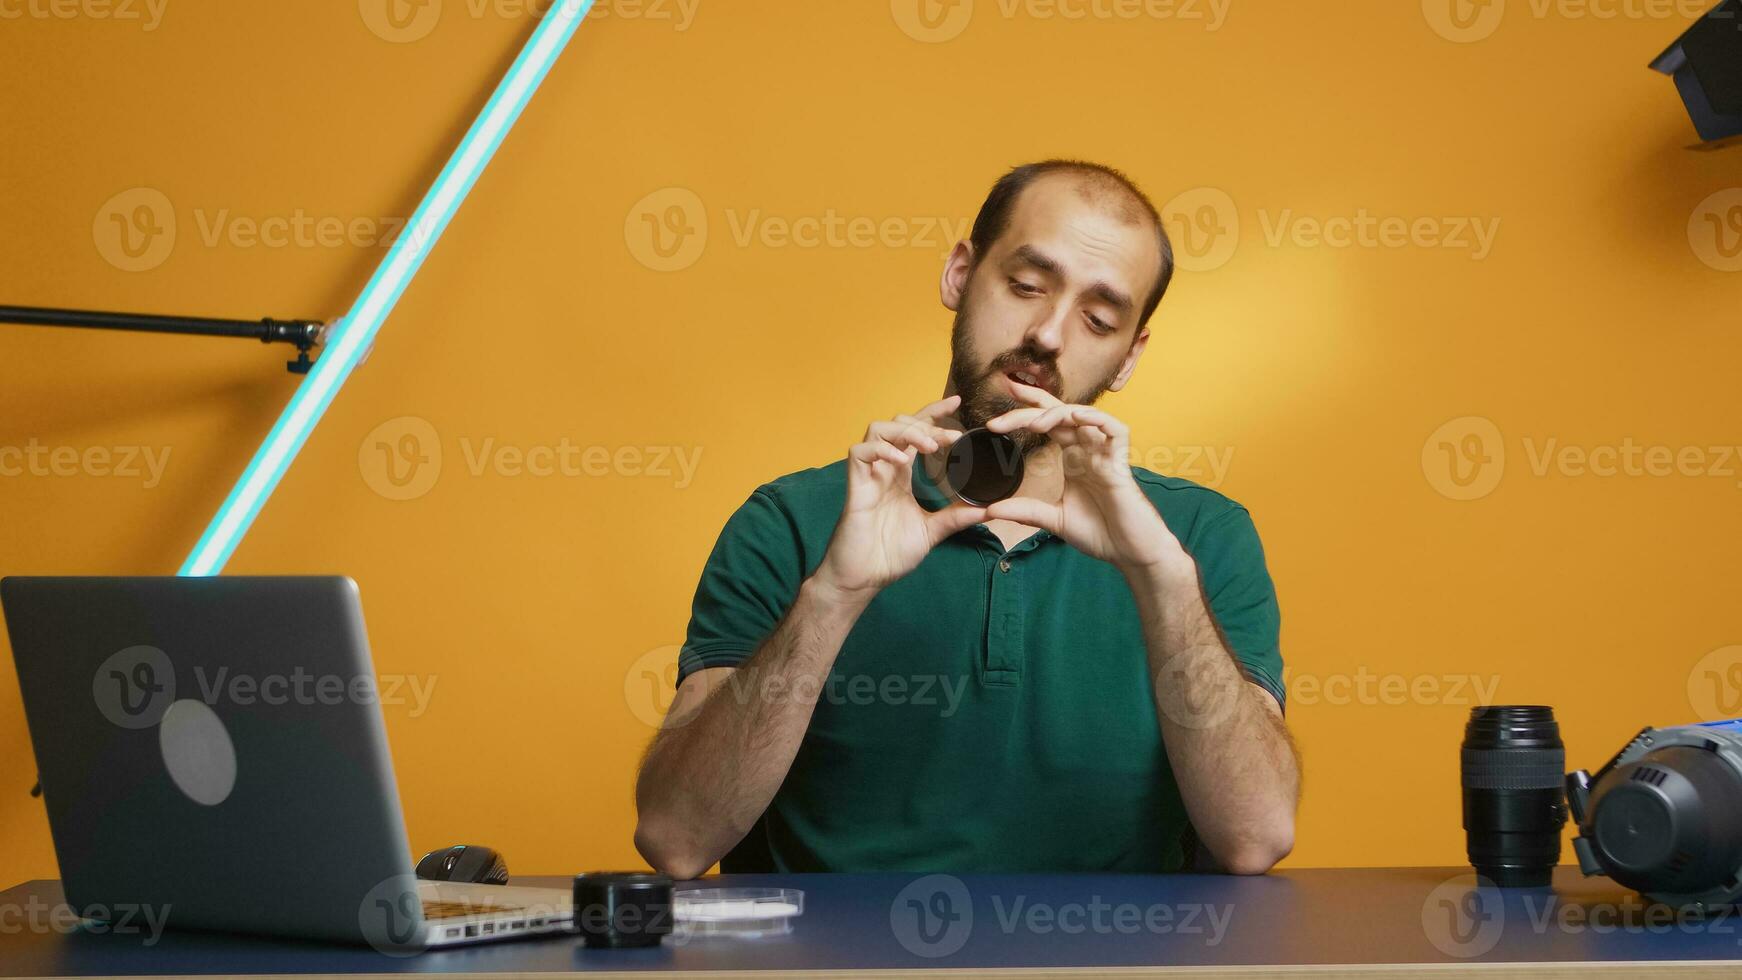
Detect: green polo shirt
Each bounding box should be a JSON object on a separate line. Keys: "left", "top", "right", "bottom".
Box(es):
{"left": 676, "top": 458, "right": 1284, "bottom": 873}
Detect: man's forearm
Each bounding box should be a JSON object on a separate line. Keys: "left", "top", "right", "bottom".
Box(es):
{"left": 634, "top": 577, "right": 870, "bottom": 878}
{"left": 1127, "top": 560, "right": 1299, "bottom": 875}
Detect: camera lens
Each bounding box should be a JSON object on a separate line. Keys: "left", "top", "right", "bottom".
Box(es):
{"left": 572, "top": 872, "right": 674, "bottom": 948}
{"left": 1461, "top": 705, "right": 1568, "bottom": 887}
{"left": 943, "top": 428, "right": 1024, "bottom": 506}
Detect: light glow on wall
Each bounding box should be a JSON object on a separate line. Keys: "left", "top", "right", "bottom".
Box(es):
{"left": 180, "top": 1, "right": 594, "bottom": 576}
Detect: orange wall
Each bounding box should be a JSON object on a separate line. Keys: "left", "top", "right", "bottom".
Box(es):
{"left": 3, "top": 1, "right": 1740, "bottom": 880}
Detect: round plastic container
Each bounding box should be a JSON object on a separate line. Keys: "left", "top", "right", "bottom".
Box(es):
{"left": 671, "top": 887, "right": 804, "bottom": 940}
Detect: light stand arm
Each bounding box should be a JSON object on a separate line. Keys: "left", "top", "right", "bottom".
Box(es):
{"left": 0, "top": 305, "right": 326, "bottom": 373}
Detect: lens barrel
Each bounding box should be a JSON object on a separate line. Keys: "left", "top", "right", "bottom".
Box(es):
{"left": 572, "top": 872, "right": 674, "bottom": 948}
{"left": 1461, "top": 705, "right": 1568, "bottom": 887}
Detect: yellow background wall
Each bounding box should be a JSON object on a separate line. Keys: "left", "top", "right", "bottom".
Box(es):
{"left": 3, "top": 0, "right": 1740, "bottom": 880}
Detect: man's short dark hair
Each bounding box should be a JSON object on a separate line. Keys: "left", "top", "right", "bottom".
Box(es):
{"left": 967, "top": 160, "right": 1175, "bottom": 331}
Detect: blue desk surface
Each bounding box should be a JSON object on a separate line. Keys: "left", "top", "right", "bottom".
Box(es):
{"left": 3, "top": 867, "right": 1741, "bottom": 976}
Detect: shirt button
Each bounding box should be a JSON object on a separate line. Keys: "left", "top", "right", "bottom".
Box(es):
{"left": 999, "top": 560, "right": 1012, "bottom": 573}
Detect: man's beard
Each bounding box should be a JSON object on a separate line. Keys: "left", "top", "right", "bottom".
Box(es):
{"left": 948, "top": 302, "right": 1121, "bottom": 456}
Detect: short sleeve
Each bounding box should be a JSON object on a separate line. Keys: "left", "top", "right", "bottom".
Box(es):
{"left": 677, "top": 488, "right": 806, "bottom": 687}
{"left": 1190, "top": 507, "right": 1286, "bottom": 710}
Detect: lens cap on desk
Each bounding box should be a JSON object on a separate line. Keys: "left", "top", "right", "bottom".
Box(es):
{"left": 943, "top": 428, "right": 1025, "bottom": 507}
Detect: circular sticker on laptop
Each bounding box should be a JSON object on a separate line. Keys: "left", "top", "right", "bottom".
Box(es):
{"left": 157, "top": 699, "right": 237, "bottom": 806}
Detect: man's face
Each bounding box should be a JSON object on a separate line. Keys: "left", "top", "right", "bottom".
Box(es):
{"left": 945, "top": 174, "right": 1161, "bottom": 452}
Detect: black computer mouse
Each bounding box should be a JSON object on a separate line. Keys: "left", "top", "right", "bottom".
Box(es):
{"left": 415, "top": 844, "right": 510, "bottom": 885}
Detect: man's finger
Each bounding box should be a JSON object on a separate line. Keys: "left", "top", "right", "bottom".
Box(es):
{"left": 986, "top": 404, "right": 1082, "bottom": 436}
{"left": 926, "top": 501, "right": 988, "bottom": 542}
{"left": 1069, "top": 407, "right": 1130, "bottom": 441}
{"left": 868, "top": 420, "right": 944, "bottom": 454}
{"left": 849, "top": 440, "right": 916, "bottom": 469}
{"left": 984, "top": 497, "right": 1065, "bottom": 535}
{"left": 1067, "top": 408, "right": 1131, "bottom": 453}
{"left": 984, "top": 407, "right": 1049, "bottom": 434}
{"left": 873, "top": 417, "right": 955, "bottom": 441}
{"left": 882, "top": 444, "right": 918, "bottom": 468}
{"left": 1023, "top": 405, "right": 1080, "bottom": 436}
{"left": 1007, "top": 379, "right": 1063, "bottom": 410}
{"left": 895, "top": 414, "right": 963, "bottom": 445}
{"left": 913, "top": 394, "right": 963, "bottom": 423}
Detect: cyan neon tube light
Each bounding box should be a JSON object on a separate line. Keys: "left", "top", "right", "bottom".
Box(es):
{"left": 180, "top": 1, "right": 593, "bottom": 577}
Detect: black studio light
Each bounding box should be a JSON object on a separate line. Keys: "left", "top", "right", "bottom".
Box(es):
{"left": 1652, "top": 0, "right": 1742, "bottom": 146}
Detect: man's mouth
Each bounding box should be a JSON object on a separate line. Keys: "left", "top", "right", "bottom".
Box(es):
{"left": 1001, "top": 365, "right": 1055, "bottom": 396}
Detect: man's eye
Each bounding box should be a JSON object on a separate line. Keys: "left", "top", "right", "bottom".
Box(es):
{"left": 1010, "top": 279, "right": 1042, "bottom": 296}
{"left": 1087, "top": 315, "right": 1114, "bottom": 334}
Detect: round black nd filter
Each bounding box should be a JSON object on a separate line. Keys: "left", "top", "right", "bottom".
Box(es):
{"left": 943, "top": 428, "right": 1025, "bottom": 506}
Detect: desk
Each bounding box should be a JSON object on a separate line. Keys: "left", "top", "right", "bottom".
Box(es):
{"left": 2, "top": 867, "right": 1740, "bottom": 977}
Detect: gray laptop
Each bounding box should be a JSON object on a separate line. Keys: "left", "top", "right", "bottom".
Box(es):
{"left": 2, "top": 576, "right": 571, "bottom": 950}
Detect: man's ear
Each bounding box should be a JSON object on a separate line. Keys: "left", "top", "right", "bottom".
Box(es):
{"left": 940, "top": 240, "right": 975, "bottom": 312}
{"left": 1108, "top": 327, "right": 1150, "bottom": 392}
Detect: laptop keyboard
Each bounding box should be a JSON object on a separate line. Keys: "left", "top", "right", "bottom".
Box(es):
{"left": 422, "top": 899, "right": 525, "bottom": 920}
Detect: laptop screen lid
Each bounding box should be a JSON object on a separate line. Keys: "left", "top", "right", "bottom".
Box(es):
{"left": 4, "top": 576, "right": 422, "bottom": 944}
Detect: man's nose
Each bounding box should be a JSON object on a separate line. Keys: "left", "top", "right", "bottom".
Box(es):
{"left": 1022, "top": 305, "right": 1068, "bottom": 357}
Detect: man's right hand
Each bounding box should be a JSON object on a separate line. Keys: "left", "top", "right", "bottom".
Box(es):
{"left": 812, "top": 395, "right": 989, "bottom": 602}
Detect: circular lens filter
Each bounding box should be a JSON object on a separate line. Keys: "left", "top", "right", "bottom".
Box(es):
{"left": 944, "top": 428, "right": 1024, "bottom": 506}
